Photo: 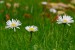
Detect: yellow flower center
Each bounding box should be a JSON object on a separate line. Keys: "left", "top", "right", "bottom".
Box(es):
{"left": 11, "top": 23, "right": 16, "bottom": 27}
{"left": 63, "top": 20, "right": 67, "bottom": 23}
{"left": 29, "top": 28, "right": 35, "bottom": 31}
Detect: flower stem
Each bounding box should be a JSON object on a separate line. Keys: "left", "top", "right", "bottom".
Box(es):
{"left": 62, "top": 23, "right": 66, "bottom": 49}
{"left": 30, "top": 31, "right": 33, "bottom": 42}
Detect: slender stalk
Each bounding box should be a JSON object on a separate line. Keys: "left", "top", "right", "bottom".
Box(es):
{"left": 30, "top": 31, "right": 33, "bottom": 42}
{"left": 62, "top": 23, "right": 66, "bottom": 49}
{"left": 31, "top": 5, "right": 33, "bottom": 14}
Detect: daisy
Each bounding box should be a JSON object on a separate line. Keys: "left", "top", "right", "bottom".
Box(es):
{"left": 5, "top": 19, "right": 22, "bottom": 32}
{"left": 0, "top": 0, "right": 4, "bottom": 4}
{"left": 25, "top": 25, "right": 38, "bottom": 42}
{"left": 41, "top": 2, "right": 47, "bottom": 5}
{"left": 25, "top": 25, "right": 38, "bottom": 32}
{"left": 57, "top": 15, "right": 74, "bottom": 26}
{"left": 50, "top": 8, "right": 57, "bottom": 13}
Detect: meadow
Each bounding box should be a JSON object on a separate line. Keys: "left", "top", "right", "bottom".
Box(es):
{"left": 0, "top": 0, "right": 75, "bottom": 50}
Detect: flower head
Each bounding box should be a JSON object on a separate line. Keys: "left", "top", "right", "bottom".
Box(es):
{"left": 57, "top": 15, "right": 74, "bottom": 26}
{"left": 50, "top": 8, "right": 57, "bottom": 13}
{"left": 25, "top": 25, "right": 38, "bottom": 32}
{"left": 5, "top": 19, "right": 22, "bottom": 32}
{"left": 41, "top": 2, "right": 47, "bottom": 5}
{"left": 0, "top": 0, "right": 4, "bottom": 4}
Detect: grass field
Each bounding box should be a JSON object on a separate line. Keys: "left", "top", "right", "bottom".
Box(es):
{"left": 0, "top": 0, "right": 75, "bottom": 50}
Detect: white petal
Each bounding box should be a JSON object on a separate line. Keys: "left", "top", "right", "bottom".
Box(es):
{"left": 0, "top": 1, "right": 4, "bottom": 4}
{"left": 67, "top": 23, "right": 70, "bottom": 26}
{"left": 41, "top": 2, "right": 47, "bottom": 5}
{"left": 50, "top": 8, "right": 57, "bottom": 13}
{"left": 16, "top": 27, "right": 20, "bottom": 29}
{"left": 14, "top": 28, "right": 16, "bottom": 32}
{"left": 6, "top": 20, "right": 12, "bottom": 25}
{"left": 5, "top": 26, "right": 10, "bottom": 28}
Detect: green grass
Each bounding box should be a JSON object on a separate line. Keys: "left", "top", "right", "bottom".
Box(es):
{"left": 0, "top": 0, "right": 75, "bottom": 50}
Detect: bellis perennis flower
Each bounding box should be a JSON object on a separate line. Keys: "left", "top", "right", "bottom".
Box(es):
{"left": 25, "top": 25, "right": 38, "bottom": 32}
{"left": 57, "top": 15, "right": 74, "bottom": 26}
{"left": 41, "top": 2, "right": 47, "bottom": 5}
{"left": 5, "top": 19, "right": 22, "bottom": 32}
{"left": 25, "top": 25, "right": 38, "bottom": 41}
{"left": 50, "top": 8, "right": 57, "bottom": 13}
{"left": 0, "top": 0, "right": 4, "bottom": 4}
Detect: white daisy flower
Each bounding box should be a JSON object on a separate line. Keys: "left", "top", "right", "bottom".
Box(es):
{"left": 50, "top": 8, "right": 57, "bottom": 13}
{"left": 0, "top": 0, "right": 4, "bottom": 4}
{"left": 41, "top": 2, "right": 47, "bottom": 5}
{"left": 25, "top": 25, "right": 38, "bottom": 32}
{"left": 57, "top": 15, "right": 74, "bottom": 26}
{"left": 5, "top": 19, "right": 22, "bottom": 32}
